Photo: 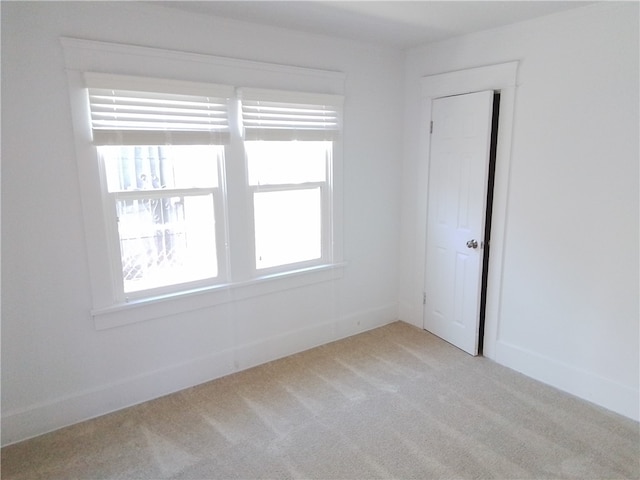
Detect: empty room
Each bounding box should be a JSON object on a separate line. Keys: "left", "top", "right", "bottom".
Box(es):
{"left": 1, "top": 1, "right": 638, "bottom": 479}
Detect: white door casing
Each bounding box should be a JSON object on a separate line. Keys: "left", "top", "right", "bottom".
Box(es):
{"left": 417, "top": 62, "right": 518, "bottom": 360}
{"left": 423, "top": 91, "right": 494, "bottom": 355}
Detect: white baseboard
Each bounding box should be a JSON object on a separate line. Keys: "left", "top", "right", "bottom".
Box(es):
{"left": 1, "top": 303, "right": 397, "bottom": 446}
{"left": 494, "top": 340, "right": 639, "bottom": 421}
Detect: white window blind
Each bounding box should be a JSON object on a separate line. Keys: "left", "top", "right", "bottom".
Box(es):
{"left": 240, "top": 88, "right": 343, "bottom": 141}
{"left": 85, "top": 73, "right": 233, "bottom": 145}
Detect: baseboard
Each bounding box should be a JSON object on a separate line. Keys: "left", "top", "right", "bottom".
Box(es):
{"left": 1, "top": 303, "right": 397, "bottom": 446}
{"left": 231, "top": 303, "right": 398, "bottom": 374}
{"left": 494, "top": 340, "right": 639, "bottom": 421}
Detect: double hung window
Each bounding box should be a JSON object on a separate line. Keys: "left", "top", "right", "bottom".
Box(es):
{"left": 241, "top": 89, "right": 341, "bottom": 272}
{"left": 82, "top": 73, "right": 343, "bottom": 305}
{"left": 247, "top": 141, "right": 329, "bottom": 270}
{"left": 85, "top": 74, "right": 231, "bottom": 298}
{"left": 99, "top": 145, "right": 224, "bottom": 294}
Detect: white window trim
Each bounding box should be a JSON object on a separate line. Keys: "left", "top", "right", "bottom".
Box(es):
{"left": 91, "top": 262, "right": 346, "bottom": 330}
{"left": 61, "top": 37, "right": 346, "bottom": 330}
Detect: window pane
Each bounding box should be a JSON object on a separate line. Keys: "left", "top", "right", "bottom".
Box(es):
{"left": 117, "top": 194, "right": 217, "bottom": 293}
{"left": 254, "top": 188, "right": 321, "bottom": 269}
{"left": 246, "top": 141, "right": 328, "bottom": 186}
{"left": 100, "top": 145, "right": 220, "bottom": 192}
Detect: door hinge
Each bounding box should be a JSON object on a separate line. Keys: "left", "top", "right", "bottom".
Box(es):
{"left": 430, "top": 121, "right": 433, "bottom": 134}
{"left": 422, "top": 292, "right": 427, "bottom": 305}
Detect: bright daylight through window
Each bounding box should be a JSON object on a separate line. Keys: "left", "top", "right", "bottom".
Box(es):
{"left": 100, "top": 145, "right": 223, "bottom": 293}
{"left": 84, "top": 73, "right": 342, "bottom": 302}
{"left": 247, "top": 141, "right": 330, "bottom": 270}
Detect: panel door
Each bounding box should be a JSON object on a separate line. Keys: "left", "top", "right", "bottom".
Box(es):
{"left": 423, "top": 90, "right": 494, "bottom": 355}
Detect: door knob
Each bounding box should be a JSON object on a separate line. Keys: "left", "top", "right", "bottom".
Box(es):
{"left": 466, "top": 239, "right": 478, "bottom": 249}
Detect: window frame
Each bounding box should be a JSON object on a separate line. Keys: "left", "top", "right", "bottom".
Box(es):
{"left": 239, "top": 88, "right": 342, "bottom": 277}
{"left": 62, "top": 37, "right": 346, "bottom": 330}
{"left": 250, "top": 181, "right": 329, "bottom": 275}
{"left": 98, "top": 147, "right": 229, "bottom": 302}
{"left": 245, "top": 140, "right": 335, "bottom": 276}
{"left": 84, "top": 73, "right": 234, "bottom": 302}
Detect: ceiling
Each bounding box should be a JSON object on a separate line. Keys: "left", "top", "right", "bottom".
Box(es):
{"left": 156, "top": 1, "right": 593, "bottom": 49}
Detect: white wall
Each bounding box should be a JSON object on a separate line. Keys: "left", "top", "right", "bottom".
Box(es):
{"left": 0, "top": 2, "right": 402, "bottom": 445}
{"left": 400, "top": 3, "right": 639, "bottom": 420}
{"left": 3, "top": 0, "right": 638, "bottom": 447}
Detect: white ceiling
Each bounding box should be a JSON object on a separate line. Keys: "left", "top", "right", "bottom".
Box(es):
{"left": 156, "top": 1, "right": 593, "bottom": 49}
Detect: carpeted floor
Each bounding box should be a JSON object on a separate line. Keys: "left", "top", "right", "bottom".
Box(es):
{"left": 2, "top": 321, "right": 638, "bottom": 479}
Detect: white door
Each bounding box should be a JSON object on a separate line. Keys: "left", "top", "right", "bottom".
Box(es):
{"left": 423, "top": 90, "right": 494, "bottom": 356}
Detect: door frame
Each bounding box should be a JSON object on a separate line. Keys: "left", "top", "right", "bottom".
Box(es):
{"left": 419, "top": 61, "right": 518, "bottom": 360}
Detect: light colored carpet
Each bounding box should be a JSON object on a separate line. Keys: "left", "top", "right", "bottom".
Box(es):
{"left": 2, "top": 321, "right": 638, "bottom": 479}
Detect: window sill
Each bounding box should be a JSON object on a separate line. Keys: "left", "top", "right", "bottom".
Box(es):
{"left": 91, "top": 262, "right": 346, "bottom": 330}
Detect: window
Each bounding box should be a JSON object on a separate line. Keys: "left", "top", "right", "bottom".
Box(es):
{"left": 241, "top": 88, "right": 341, "bottom": 273}
{"left": 248, "top": 141, "right": 329, "bottom": 270}
{"left": 85, "top": 74, "right": 231, "bottom": 300}
{"left": 100, "top": 145, "right": 224, "bottom": 294}
{"left": 62, "top": 38, "right": 346, "bottom": 326}
{"left": 81, "top": 72, "right": 343, "bottom": 306}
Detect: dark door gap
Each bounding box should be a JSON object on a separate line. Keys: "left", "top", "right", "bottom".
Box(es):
{"left": 478, "top": 92, "right": 500, "bottom": 356}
